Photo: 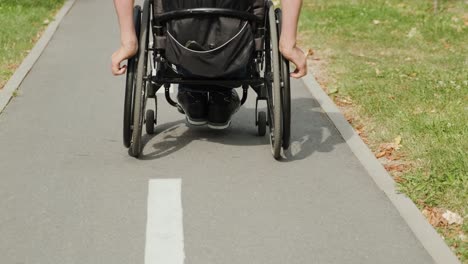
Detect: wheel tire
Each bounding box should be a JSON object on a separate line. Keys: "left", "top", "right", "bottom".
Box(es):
{"left": 146, "top": 109, "right": 155, "bottom": 135}
{"left": 123, "top": 6, "right": 141, "bottom": 148}
{"left": 281, "top": 56, "right": 291, "bottom": 150}
{"left": 276, "top": 9, "right": 292, "bottom": 150}
{"left": 267, "top": 2, "right": 283, "bottom": 160}
{"left": 257, "top": 111, "right": 267, "bottom": 137}
{"left": 129, "top": 0, "right": 150, "bottom": 158}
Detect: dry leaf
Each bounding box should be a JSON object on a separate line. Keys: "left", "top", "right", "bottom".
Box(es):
{"left": 361, "top": 137, "right": 369, "bottom": 144}
{"left": 394, "top": 135, "right": 402, "bottom": 149}
{"left": 345, "top": 113, "right": 354, "bottom": 124}
{"left": 442, "top": 210, "right": 463, "bottom": 225}
{"left": 422, "top": 207, "right": 448, "bottom": 227}
{"left": 375, "top": 151, "right": 386, "bottom": 159}
{"left": 394, "top": 175, "right": 406, "bottom": 183}
{"left": 307, "top": 49, "right": 315, "bottom": 57}
{"left": 355, "top": 124, "right": 365, "bottom": 135}
{"left": 388, "top": 153, "right": 403, "bottom": 161}
{"left": 6, "top": 63, "right": 19, "bottom": 71}
{"left": 384, "top": 163, "right": 407, "bottom": 172}
{"left": 376, "top": 135, "right": 402, "bottom": 159}
{"left": 335, "top": 96, "right": 353, "bottom": 106}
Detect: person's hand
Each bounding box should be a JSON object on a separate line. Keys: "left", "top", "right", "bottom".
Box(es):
{"left": 279, "top": 39, "right": 307, "bottom": 78}
{"left": 111, "top": 42, "right": 138, "bottom": 75}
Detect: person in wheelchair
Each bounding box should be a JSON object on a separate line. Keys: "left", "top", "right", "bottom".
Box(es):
{"left": 112, "top": 0, "right": 307, "bottom": 129}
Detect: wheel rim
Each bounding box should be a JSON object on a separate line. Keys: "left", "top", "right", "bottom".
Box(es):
{"left": 266, "top": 3, "right": 283, "bottom": 159}
{"left": 123, "top": 6, "right": 141, "bottom": 148}
{"left": 130, "top": 0, "right": 150, "bottom": 157}
{"left": 276, "top": 8, "right": 291, "bottom": 150}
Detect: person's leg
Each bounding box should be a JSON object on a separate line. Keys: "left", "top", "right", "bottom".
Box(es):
{"left": 207, "top": 89, "right": 240, "bottom": 129}
{"left": 206, "top": 68, "right": 246, "bottom": 129}
{"left": 177, "top": 85, "right": 208, "bottom": 126}
{"left": 176, "top": 69, "right": 244, "bottom": 129}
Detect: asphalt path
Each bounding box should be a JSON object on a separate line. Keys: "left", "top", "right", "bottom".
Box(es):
{"left": 0, "top": 0, "right": 435, "bottom": 263}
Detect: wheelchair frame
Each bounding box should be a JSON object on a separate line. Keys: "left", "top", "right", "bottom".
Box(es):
{"left": 123, "top": 0, "right": 291, "bottom": 160}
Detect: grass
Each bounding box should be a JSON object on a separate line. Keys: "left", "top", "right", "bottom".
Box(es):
{"left": 299, "top": 0, "right": 467, "bottom": 261}
{"left": 0, "top": 0, "right": 65, "bottom": 89}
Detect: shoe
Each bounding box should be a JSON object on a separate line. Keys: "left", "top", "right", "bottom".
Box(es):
{"left": 207, "top": 90, "right": 240, "bottom": 129}
{"left": 177, "top": 90, "right": 208, "bottom": 126}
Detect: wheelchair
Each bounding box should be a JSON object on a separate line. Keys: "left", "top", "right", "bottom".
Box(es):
{"left": 123, "top": 0, "right": 291, "bottom": 160}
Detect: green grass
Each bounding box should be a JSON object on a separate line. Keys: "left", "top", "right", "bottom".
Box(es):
{"left": 0, "top": 0, "right": 65, "bottom": 89}
{"left": 299, "top": 0, "right": 467, "bottom": 260}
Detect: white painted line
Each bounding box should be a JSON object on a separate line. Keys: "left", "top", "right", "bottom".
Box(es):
{"left": 157, "top": 84, "right": 176, "bottom": 94}
{"left": 0, "top": 0, "right": 77, "bottom": 113}
{"left": 301, "top": 74, "right": 460, "bottom": 264}
{"left": 145, "top": 179, "right": 185, "bottom": 264}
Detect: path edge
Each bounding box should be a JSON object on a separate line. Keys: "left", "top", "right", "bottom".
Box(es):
{"left": 0, "top": 0, "right": 77, "bottom": 113}
{"left": 302, "top": 74, "right": 460, "bottom": 264}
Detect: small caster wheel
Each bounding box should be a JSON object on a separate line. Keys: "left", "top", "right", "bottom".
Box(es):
{"left": 146, "top": 109, "right": 155, "bottom": 135}
{"left": 257, "top": 111, "right": 267, "bottom": 137}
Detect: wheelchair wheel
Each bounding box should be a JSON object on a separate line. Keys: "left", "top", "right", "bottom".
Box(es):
{"left": 257, "top": 111, "right": 267, "bottom": 137}
{"left": 266, "top": 2, "right": 283, "bottom": 159}
{"left": 123, "top": 6, "right": 142, "bottom": 148}
{"left": 275, "top": 9, "right": 292, "bottom": 150}
{"left": 145, "top": 109, "right": 155, "bottom": 135}
{"left": 129, "top": 0, "right": 150, "bottom": 158}
{"left": 281, "top": 54, "right": 291, "bottom": 150}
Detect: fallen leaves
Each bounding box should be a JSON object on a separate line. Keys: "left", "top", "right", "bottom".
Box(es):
{"left": 375, "top": 151, "right": 386, "bottom": 159}
{"left": 375, "top": 136, "right": 402, "bottom": 159}
{"left": 442, "top": 210, "right": 464, "bottom": 225}
{"left": 422, "top": 207, "right": 464, "bottom": 228}
{"left": 375, "top": 136, "right": 410, "bottom": 177}
{"left": 6, "top": 63, "right": 19, "bottom": 71}
{"left": 331, "top": 95, "right": 370, "bottom": 144}
{"left": 334, "top": 96, "right": 353, "bottom": 107}
{"left": 355, "top": 123, "right": 365, "bottom": 136}
{"left": 423, "top": 207, "right": 448, "bottom": 227}
{"left": 383, "top": 163, "right": 407, "bottom": 172}
{"left": 420, "top": 205, "right": 467, "bottom": 256}
{"left": 394, "top": 135, "right": 402, "bottom": 146}
{"left": 344, "top": 112, "right": 355, "bottom": 124}
{"left": 393, "top": 175, "right": 406, "bottom": 183}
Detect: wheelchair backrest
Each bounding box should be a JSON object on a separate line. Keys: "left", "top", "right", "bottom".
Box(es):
{"left": 153, "top": 0, "right": 265, "bottom": 20}
{"left": 151, "top": 0, "right": 267, "bottom": 78}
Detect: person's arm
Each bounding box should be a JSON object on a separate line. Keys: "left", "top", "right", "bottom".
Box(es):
{"left": 111, "top": 0, "right": 138, "bottom": 75}
{"left": 280, "top": 0, "right": 307, "bottom": 78}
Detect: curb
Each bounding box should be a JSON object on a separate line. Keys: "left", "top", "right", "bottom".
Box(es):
{"left": 301, "top": 74, "right": 460, "bottom": 264}
{"left": 0, "top": 0, "right": 77, "bottom": 113}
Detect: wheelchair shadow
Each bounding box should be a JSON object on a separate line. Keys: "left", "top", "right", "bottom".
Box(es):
{"left": 140, "top": 97, "right": 352, "bottom": 161}
{"left": 281, "top": 97, "right": 349, "bottom": 162}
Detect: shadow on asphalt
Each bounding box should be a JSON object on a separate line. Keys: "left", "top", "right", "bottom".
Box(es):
{"left": 139, "top": 97, "right": 353, "bottom": 161}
